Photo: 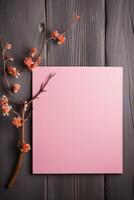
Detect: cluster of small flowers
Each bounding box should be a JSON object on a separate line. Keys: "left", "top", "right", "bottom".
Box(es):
{"left": 24, "top": 48, "right": 41, "bottom": 71}
{"left": 50, "top": 31, "right": 66, "bottom": 45}
{"left": 50, "top": 15, "right": 80, "bottom": 45}
{"left": 4, "top": 15, "right": 80, "bottom": 96}
{"left": 4, "top": 43, "right": 21, "bottom": 94}
{"left": 5, "top": 45, "right": 41, "bottom": 94}
{"left": 20, "top": 143, "right": 31, "bottom": 153}
{"left": 0, "top": 95, "right": 24, "bottom": 128}
{"left": 7, "top": 66, "right": 20, "bottom": 78}
{"left": 12, "top": 117, "right": 24, "bottom": 128}
{"left": 0, "top": 95, "right": 12, "bottom": 116}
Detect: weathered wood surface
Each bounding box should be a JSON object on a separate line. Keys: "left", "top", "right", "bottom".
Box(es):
{"left": 0, "top": 0, "right": 133, "bottom": 199}
{"left": 105, "top": 0, "right": 134, "bottom": 199}
{"left": 0, "top": 0, "right": 45, "bottom": 199}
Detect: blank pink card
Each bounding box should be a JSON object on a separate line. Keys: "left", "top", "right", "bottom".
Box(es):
{"left": 32, "top": 67, "right": 123, "bottom": 174}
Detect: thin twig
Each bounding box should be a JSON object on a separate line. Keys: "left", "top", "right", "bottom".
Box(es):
{"left": 11, "top": 108, "right": 21, "bottom": 118}
{"left": 24, "top": 108, "right": 32, "bottom": 121}
{"left": 27, "top": 72, "right": 56, "bottom": 106}
{"left": 7, "top": 103, "right": 26, "bottom": 189}
{"left": 3, "top": 60, "right": 13, "bottom": 96}
{"left": 61, "top": 15, "right": 80, "bottom": 35}
{"left": 33, "top": 37, "right": 53, "bottom": 65}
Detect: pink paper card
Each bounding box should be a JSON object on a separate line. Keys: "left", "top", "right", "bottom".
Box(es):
{"left": 32, "top": 67, "right": 123, "bottom": 174}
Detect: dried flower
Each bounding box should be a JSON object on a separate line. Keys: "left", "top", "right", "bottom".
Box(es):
{"left": 27, "top": 62, "right": 37, "bottom": 70}
{"left": 50, "top": 31, "right": 60, "bottom": 39}
{"left": 12, "top": 117, "right": 24, "bottom": 128}
{"left": 24, "top": 57, "right": 34, "bottom": 68}
{"left": 24, "top": 56, "right": 41, "bottom": 71}
{"left": 30, "top": 48, "right": 37, "bottom": 54}
{"left": 57, "top": 34, "right": 66, "bottom": 45}
{"left": 75, "top": 15, "right": 80, "bottom": 20}
{"left": 7, "top": 66, "right": 20, "bottom": 78}
{"left": 30, "top": 48, "right": 37, "bottom": 57}
{"left": 1, "top": 104, "right": 12, "bottom": 116}
{"left": 20, "top": 143, "right": 31, "bottom": 153}
{"left": 0, "top": 95, "right": 11, "bottom": 116}
{"left": 50, "top": 31, "right": 65, "bottom": 45}
{"left": 12, "top": 83, "right": 21, "bottom": 94}
{"left": 0, "top": 95, "right": 8, "bottom": 106}
{"left": 5, "top": 43, "right": 12, "bottom": 50}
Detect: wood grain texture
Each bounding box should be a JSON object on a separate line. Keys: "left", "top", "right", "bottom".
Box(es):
{"left": 105, "top": 0, "right": 134, "bottom": 199}
{"left": 0, "top": 0, "right": 132, "bottom": 200}
{"left": 0, "top": 0, "right": 46, "bottom": 199}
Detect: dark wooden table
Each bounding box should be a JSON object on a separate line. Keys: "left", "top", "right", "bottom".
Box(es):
{"left": 0, "top": 0, "right": 133, "bottom": 199}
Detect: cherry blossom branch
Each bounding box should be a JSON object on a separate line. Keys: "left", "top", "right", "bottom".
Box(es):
{"left": 7, "top": 73, "right": 56, "bottom": 189}
{"left": 20, "top": 37, "right": 52, "bottom": 73}
{"left": 0, "top": 14, "right": 80, "bottom": 189}
{"left": 27, "top": 72, "right": 56, "bottom": 106}
{"left": 23, "top": 15, "right": 80, "bottom": 71}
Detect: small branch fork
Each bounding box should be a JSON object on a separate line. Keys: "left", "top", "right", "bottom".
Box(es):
{"left": 7, "top": 73, "right": 56, "bottom": 189}
{"left": 28, "top": 73, "right": 56, "bottom": 105}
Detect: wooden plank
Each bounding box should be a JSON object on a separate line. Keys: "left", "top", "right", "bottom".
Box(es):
{"left": 46, "top": 0, "right": 105, "bottom": 199}
{"left": 0, "top": 0, "right": 46, "bottom": 199}
{"left": 105, "top": 0, "right": 134, "bottom": 199}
